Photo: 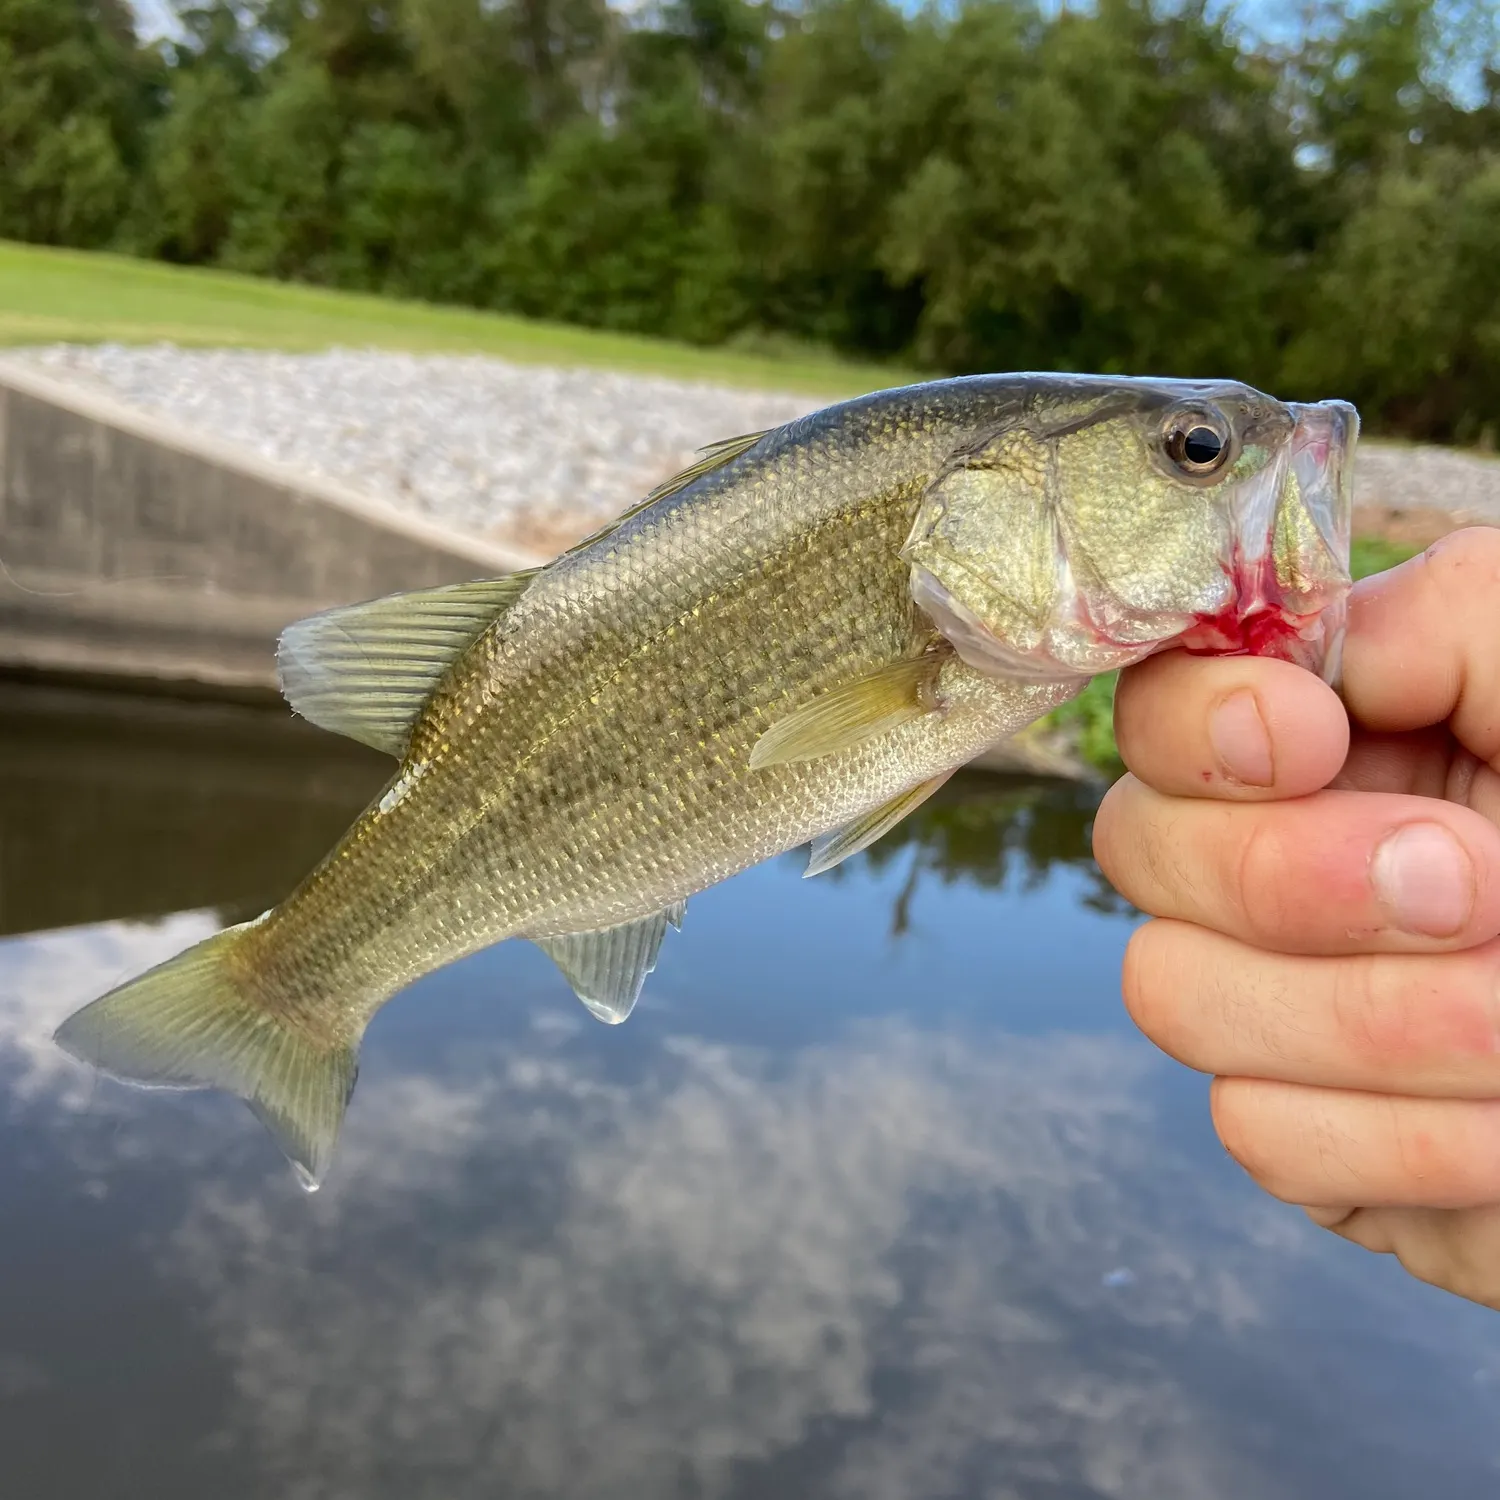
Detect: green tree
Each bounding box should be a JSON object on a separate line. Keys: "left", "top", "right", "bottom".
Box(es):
{"left": 6, "top": 0, "right": 1500, "bottom": 445}
{"left": 878, "top": 0, "right": 1284, "bottom": 380}
{"left": 216, "top": 58, "right": 346, "bottom": 281}
{"left": 1286, "top": 146, "right": 1500, "bottom": 443}
{"left": 0, "top": 0, "right": 159, "bottom": 247}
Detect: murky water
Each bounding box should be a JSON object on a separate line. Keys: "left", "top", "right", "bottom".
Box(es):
{"left": 1, "top": 680, "right": 1498, "bottom": 1500}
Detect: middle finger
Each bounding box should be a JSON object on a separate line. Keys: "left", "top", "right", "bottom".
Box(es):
{"left": 1094, "top": 780, "right": 1500, "bottom": 955}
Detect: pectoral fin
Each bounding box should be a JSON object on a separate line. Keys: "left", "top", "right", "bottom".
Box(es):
{"left": 749, "top": 654, "right": 945, "bottom": 771}
{"left": 277, "top": 573, "right": 538, "bottom": 756}
{"left": 535, "top": 902, "right": 686, "bottom": 1025}
{"left": 805, "top": 772, "right": 954, "bottom": 877}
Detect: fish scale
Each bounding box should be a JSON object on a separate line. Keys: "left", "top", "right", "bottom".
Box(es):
{"left": 54, "top": 374, "right": 1357, "bottom": 1187}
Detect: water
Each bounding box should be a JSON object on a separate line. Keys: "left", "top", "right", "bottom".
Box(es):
{"left": 1, "top": 679, "right": 1498, "bottom": 1500}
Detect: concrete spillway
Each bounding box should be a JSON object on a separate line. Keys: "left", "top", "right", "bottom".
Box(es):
{"left": 0, "top": 360, "right": 543, "bottom": 694}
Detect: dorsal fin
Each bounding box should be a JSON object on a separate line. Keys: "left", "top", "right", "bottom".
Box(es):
{"left": 276, "top": 430, "right": 766, "bottom": 758}
{"left": 551, "top": 429, "right": 770, "bottom": 564}
{"left": 277, "top": 573, "right": 538, "bottom": 756}
{"left": 643, "top": 430, "right": 768, "bottom": 507}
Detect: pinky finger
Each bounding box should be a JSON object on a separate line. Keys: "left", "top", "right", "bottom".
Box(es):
{"left": 1304, "top": 1204, "right": 1500, "bottom": 1313}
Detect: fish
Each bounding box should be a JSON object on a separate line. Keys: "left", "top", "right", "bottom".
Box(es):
{"left": 52, "top": 374, "right": 1358, "bottom": 1188}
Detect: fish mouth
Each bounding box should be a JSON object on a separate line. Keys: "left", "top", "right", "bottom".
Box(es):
{"left": 1174, "top": 399, "right": 1357, "bottom": 684}
{"left": 907, "top": 397, "right": 1359, "bottom": 688}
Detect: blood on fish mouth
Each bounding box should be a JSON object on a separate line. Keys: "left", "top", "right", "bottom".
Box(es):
{"left": 1175, "top": 545, "right": 1337, "bottom": 665}
{"left": 1179, "top": 606, "right": 1314, "bottom": 658}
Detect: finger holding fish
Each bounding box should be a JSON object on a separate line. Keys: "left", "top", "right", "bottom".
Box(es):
{"left": 1094, "top": 781, "right": 1500, "bottom": 954}
{"left": 1124, "top": 922, "right": 1500, "bottom": 1099}
{"left": 1113, "top": 650, "right": 1349, "bottom": 799}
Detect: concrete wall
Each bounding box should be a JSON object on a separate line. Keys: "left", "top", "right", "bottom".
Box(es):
{"left": 0, "top": 361, "right": 544, "bottom": 691}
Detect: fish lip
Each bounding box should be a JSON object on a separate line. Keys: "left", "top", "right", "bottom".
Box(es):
{"left": 1287, "top": 398, "right": 1358, "bottom": 563}
{"left": 1176, "top": 397, "right": 1358, "bottom": 681}
{"left": 1288, "top": 399, "right": 1358, "bottom": 685}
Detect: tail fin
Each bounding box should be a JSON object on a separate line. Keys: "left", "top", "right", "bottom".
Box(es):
{"left": 53, "top": 921, "right": 358, "bottom": 1191}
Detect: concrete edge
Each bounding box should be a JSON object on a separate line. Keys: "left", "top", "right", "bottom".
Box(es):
{"left": 0, "top": 357, "right": 550, "bottom": 575}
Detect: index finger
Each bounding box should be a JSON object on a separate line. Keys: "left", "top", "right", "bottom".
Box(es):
{"left": 1343, "top": 528, "right": 1500, "bottom": 765}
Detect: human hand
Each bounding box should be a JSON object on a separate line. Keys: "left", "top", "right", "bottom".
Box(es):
{"left": 1094, "top": 527, "right": 1500, "bottom": 1310}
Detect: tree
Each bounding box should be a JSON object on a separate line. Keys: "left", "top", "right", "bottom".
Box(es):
{"left": 0, "top": 0, "right": 160, "bottom": 247}
{"left": 1286, "top": 146, "right": 1500, "bottom": 444}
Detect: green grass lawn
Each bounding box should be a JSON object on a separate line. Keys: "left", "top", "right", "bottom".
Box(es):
{"left": 0, "top": 240, "right": 919, "bottom": 397}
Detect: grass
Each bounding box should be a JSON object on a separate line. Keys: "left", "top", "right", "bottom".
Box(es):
{"left": 1046, "top": 537, "right": 1426, "bottom": 775}
{"left": 0, "top": 240, "right": 921, "bottom": 397}
{"left": 1349, "top": 535, "right": 1424, "bottom": 580}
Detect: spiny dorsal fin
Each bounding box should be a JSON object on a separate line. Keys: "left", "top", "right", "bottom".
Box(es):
{"left": 805, "top": 772, "right": 954, "bottom": 878}
{"left": 548, "top": 430, "right": 770, "bottom": 565}
{"left": 749, "top": 653, "right": 947, "bottom": 771}
{"left": 643, "top": 430, "right": 768, "bottom": 508}
{"left": 534, "top": 902, "right": 685, "bottom": 1025}
{"left": 277, "top": 573, "right": 538, "bottom": 756}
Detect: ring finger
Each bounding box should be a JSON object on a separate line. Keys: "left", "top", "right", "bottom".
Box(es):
{"left": 1125, "top": 923, "right": 1500, "bottom": 1098}
{"left": 1211, "top": 1077, "right": 1500, "bottom": 1209}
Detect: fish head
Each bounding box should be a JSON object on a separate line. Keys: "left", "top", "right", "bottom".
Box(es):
{"left": 903, "top": 377, "right": 1358, "bottom": 685}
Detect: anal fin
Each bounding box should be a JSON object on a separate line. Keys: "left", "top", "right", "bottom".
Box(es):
{"left": 805, "top": 772, "right": 955, "bottom": 878}
{"left": 535, "top": 903, "right": 685, "bottom": 1025}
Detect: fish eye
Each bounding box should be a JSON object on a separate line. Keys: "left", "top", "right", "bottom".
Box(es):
{"left": 1163, "top": 412, "right": 1231, "bottom": 476}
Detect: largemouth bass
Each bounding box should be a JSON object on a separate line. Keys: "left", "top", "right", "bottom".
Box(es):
{"left": 54, "top": 374, "right": 1357, "bottom": 1187}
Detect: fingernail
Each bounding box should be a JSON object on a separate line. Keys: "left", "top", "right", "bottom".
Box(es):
{"left": 1209, "top": 690, "right": 1274, "bottom": 786}
{"left": 1371, "top": 823, "right": 1475, "bottom": 938}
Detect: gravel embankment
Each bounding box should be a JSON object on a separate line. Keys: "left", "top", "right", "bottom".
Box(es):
{"left": 12, "top": 346, "right": 819, "bottom": 556}
{"left": 13, "top": 345, "right": 1500, "bottom": 550}
{"left": 1348, "top": 443, "right": 1500, "bottom": 535}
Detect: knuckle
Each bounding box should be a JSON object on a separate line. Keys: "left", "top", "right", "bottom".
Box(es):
{"left": 1210, "top": 1078, "right": 1287, "bottom": 1194}
{"left": 1330, "top": 955, "right": 1406, "bottom": 1067}
{"left": 1423, "top": 525, "right": 1500, "bottom": 588}
{"left": 1224, "top": 815, "right": 1294, "bottom": 945}
{"left": 1334, "top": 947, "right": 1500, "bottom": 1086}
{"left": 1392, "top": 1100, "right": 1500, "bottom": 1205}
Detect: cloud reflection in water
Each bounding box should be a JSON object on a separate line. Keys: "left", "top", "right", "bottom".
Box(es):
{"left": 155, "top": 1017, "right": 1376, "bottom": 1500}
